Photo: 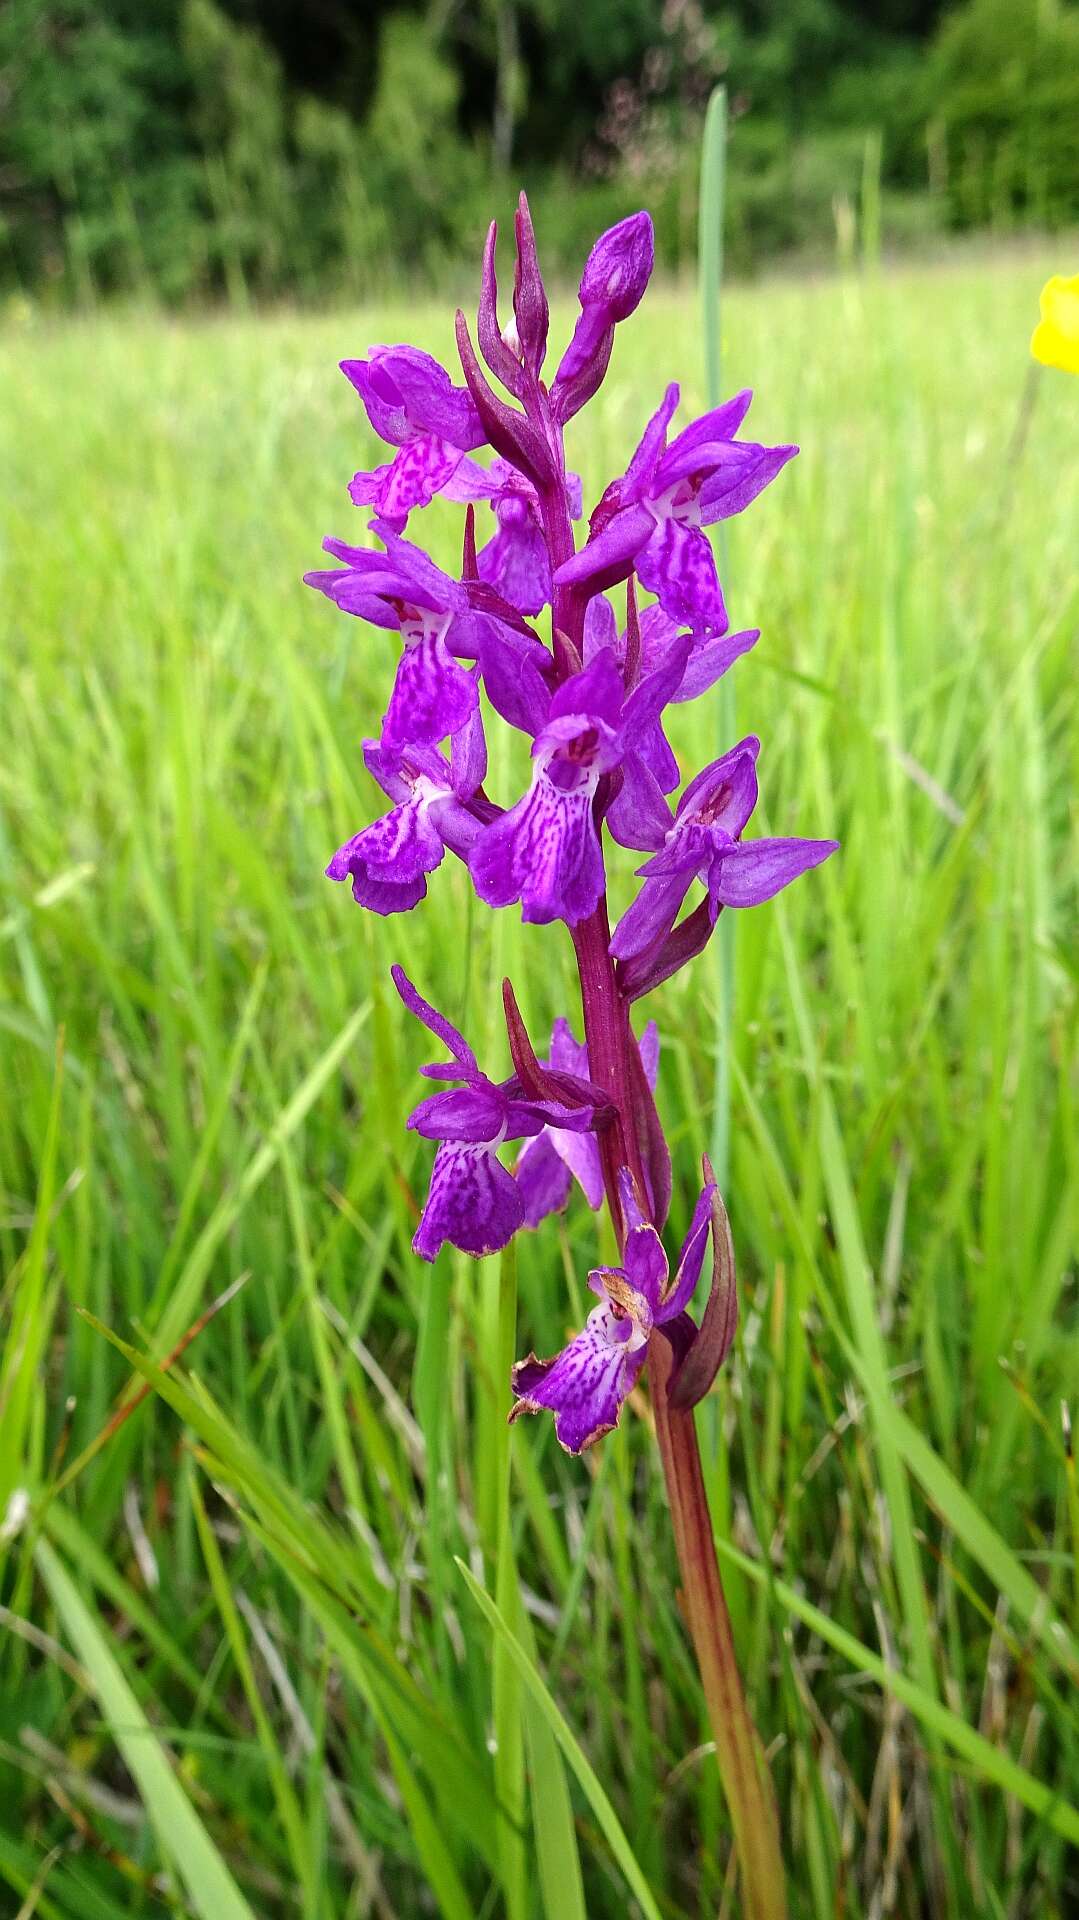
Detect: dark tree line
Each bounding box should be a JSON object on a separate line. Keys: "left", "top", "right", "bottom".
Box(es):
{"left": 1, "top": 0, "right": 1077, "bottom": 303}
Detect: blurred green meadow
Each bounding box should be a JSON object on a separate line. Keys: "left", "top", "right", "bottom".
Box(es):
{"left": 1, "top": 248, "right": 1078, "bottom": 1918}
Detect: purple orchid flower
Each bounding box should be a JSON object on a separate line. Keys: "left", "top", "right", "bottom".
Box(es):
{"left": 510, "top": 1167, "right": 715, "bottom": 1452}
{"left": 516, "top": 1019, "right": 659, "bottom": 1228}
{"left": 583, "top": 593, "right": 759, "bottom": 797}
{"left": 306, "top": 524, "right": 547, "bottom": 754}
{"left": 325, "top": 718, "right": 488, "bottom": 917}
{"left": 555, "top": 384, "right": 797, "bottom": 636}
{"left": 610, "top": 737, "right": 839, "bottom": 963}
{"left": 343, "top": 346, "right": 486, "bottom": 530}
{"left": 469, "top": 642, "right": 689, "bottom": 926}
{"left": 393, "top": 967, "right": 607, "bottom": 1261}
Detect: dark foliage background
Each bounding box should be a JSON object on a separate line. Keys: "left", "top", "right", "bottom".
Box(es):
{"left": 2, "top": 0, "right": 1078, "bottom": 303}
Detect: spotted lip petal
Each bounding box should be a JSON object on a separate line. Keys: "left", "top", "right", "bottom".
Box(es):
{"left": 381, "top": 634, "right": 478, "bottom": 750}
{"left": 636, "top": 519, "right": 727, "bottom": 637}
{"left": 413, "top": 1139, "right": 524, "bottom": 1261}
{"left": 325, "top": 736, "right": 484, "bottom": 919}
{"left": 348, "top": 437, "right": 467, "bottom": 530}
{"left": 470, "top": 772, "right": 605, "bottom": 927}
{"left": 325, "top": 799, "right": 445, "bottom": 914}
{"left": 510, "top": 1303, "right": 646, "bottom": 1453}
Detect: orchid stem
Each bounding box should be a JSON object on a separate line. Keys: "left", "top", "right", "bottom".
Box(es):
{"left": 572, "top": 893, "right": 786, "bottom": 1917}
{"left": 649, "top": 1338, "right": 787, "bottom": 1920}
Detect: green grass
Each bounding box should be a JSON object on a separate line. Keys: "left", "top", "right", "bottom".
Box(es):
{"left": 1, "top": 247, "right": 1077, "bottom": 1918}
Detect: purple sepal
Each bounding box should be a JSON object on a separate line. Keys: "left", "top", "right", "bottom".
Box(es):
{"left": 515, "top": 1134, "right": 573, "bottom": 1228}
{"left": 512, "top": 192, "right": 549, "bottom": 380}
{"left": 341, "top": 345, "right": 485, "bottom": 452}
{"left": 408, "top": 1082, "right": 507, "bottom": 1142}
{"left": 305, "top": 530, "right": 466, "bottom": 629}
{"left": 510, "top": 1165, "right": 716, "bottom": 1452}
{"left": 606, "top": 756, "right": 673, "bottom": 854}
{"left": 702, "top": 835, "right": 839, "bottom": 908}
{"left": 585, "top": 597, "right": 758, "bottom": 711}
{"left": 392, "top": 965, "right": 479, "bottom": 1075}
{"left": 675, "top": 626, "right": 760, "bottom": 701}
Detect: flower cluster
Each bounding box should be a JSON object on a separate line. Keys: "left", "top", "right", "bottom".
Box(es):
{"left": 310, "top": 196, "right": 837, "bottom": 1452}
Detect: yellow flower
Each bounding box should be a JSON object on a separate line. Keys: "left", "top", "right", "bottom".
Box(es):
{"left": 1031, "top": 273, "right": 1079, "bottom": 374}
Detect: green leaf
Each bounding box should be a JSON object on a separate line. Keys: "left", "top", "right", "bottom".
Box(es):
{"left": 456, "top": 1558, "right": 663, "bottom": 1920}
{"left": 34, "top": 1538, "right": 257, "bottom": 1920}
{"left": 718, "top": 1538, "right": 1079, "bottom": 1847}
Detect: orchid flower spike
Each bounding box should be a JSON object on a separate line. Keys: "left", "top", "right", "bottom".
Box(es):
{"left": 309, "top": 191, "right": 836, "bottom": 1435}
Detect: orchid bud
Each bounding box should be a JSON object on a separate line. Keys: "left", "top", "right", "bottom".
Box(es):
{"left": 553, "top": 210, "right": 655, "bottom": 420}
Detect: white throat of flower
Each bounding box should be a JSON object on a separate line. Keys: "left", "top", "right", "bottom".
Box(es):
{"left": 534, "top": 733, "right": 605, "bottom": 801}
{"left": 409, "top": 771, "right": 453, "bottom": 816}
{"left": 400, "top": 605, "right": 453, "bottom": 650}
{"left": 648, "top": 478, "right": 703, "bottom": 529}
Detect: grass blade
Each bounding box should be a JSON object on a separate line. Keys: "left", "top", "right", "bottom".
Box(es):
{"left": 34, "top": 1538, "right": 257, "bottom": 1920}
{"left": 456, "top": 1557, "right": 663, "bottom": 1920}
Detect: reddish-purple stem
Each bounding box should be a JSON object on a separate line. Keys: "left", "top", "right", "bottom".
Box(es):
{"left": 544, "top": 439, "right": 786, "bottom": 1918}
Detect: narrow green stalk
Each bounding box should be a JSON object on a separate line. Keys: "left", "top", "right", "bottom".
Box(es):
{"left": 699, "top": 84, "right": 735, "bottom": 1191}
{"left": 493, "top": 1243, "right": 528, "bottom": 1920}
